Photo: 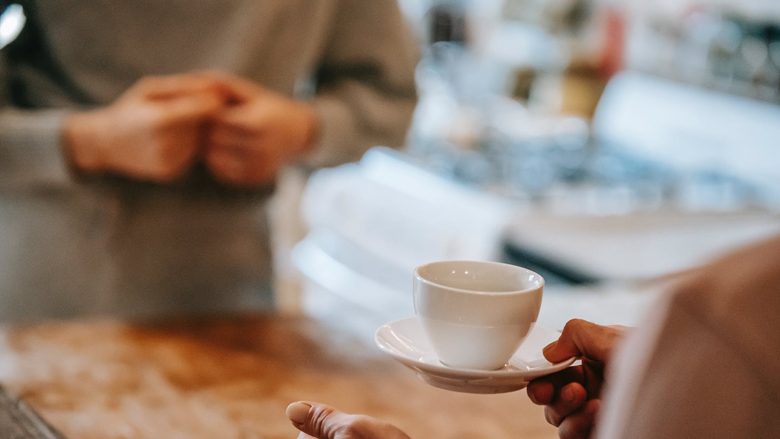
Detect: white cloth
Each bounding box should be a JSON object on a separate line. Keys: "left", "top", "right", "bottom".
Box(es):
{"left": 597, "top": 237, "right": 780, "bottom": 438}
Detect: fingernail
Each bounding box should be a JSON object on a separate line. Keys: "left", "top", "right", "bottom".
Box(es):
{"left": 543, "top": 341, "right": 557, "bottom": 356}
{"left": 286, "top": 402, "right": 311, "bottom": 425}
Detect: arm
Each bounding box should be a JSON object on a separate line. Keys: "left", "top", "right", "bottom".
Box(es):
{"left": 597, "top": 293, "right": 780, "bottom": 438}
{"left": 202, "top": 0, "right": 418, "bottom": 187}
{"left": 306, "top": 0, "right": 418, "bottom": 167}
{"left": 0, "top": 53, "right": 74, "bottom": 186}
{"left": 1, "top": 53, "right": 226, "bottom": 186}
{"left": 596, "top": 236, "right": 780, "bottom": 438}
{"left": 62, "top": 76, "right": 225, "bottom": 183}
{"left": 529, "top": 237, "right": 780, "bottom": 438}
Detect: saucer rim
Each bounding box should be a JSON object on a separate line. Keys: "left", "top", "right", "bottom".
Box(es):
{"left": 374, "top": 317, "right": 575, "bottom": 379}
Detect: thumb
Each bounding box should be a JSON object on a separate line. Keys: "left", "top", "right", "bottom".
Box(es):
{"left": 543, "top": 319, "right": 623, "bottom": 364}
{"left": 158, "top": 92, "right": 224, "bottom": 123}
{"left": 287, "top": 401, "right": 353, "bottom": 439}
{"left": 197, "top": 70, "right": 266, "bottom": 103}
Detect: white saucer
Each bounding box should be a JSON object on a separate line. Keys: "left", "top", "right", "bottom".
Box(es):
{"left": 375, "top": 317, "right": 576, "bottom": 394}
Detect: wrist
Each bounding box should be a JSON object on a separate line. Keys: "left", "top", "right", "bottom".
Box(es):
{"left": 61, "top": 111, "right": 106, "bottom": 173}
{"left": 297, "top": 102, "right": 320, "bottom": 156}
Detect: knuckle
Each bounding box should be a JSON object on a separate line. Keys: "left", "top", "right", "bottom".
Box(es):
{"left": 307, "top": 406, "right": 337, "bottom": 437}
{"left": 560, "top": 383, "right": 583, "bottom": 407}
{"left": 562, "top": 319, "right": 587, "bottom": 337}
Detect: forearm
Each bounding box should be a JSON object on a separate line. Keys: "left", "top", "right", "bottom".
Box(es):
{"left": 597, "top": 292, "right": 780, "bottom": 438}
{"left": 302, "top": 0, "right": 418, "bottom": 168}
{"left": 306, "top": 82, "right": 416, "bottom": 168}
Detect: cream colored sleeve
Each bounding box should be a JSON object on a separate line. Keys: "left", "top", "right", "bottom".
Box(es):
{"left": 596, "top": 292, "right": 780, "bottom": 438}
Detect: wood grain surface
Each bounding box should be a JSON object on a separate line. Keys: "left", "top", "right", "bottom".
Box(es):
{"left": 0, "top": 313, "right": 556, "bottom": 439}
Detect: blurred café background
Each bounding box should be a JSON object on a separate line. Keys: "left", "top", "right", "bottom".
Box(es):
{"left": 285, "top": 0, "right": 780, "bottom": 333}
{"left": 1, "top": 0, "right": 778, "bottom": 331}
{"left": 1, "top": 0, "right": 780, "bottom": 437}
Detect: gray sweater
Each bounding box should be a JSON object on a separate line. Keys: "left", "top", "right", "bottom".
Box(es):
{"left": 0, "top": 0, "right": 417, "bottom": 320}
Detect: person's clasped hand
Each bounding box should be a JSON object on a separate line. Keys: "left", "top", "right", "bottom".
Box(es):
{"left": 285, "top": 401, "right": 410, "bottom": 439}
{"left": 202, "top": 71, "right": 318, "bottom": 187}
{"left": 64, "top": 75, "right": 225, "bottom": 182}
{"left": 526, "top": 319, "right": 625, "bottom": 439}
{"left": 64, "top": 71, "right": 317, "bottom": 187}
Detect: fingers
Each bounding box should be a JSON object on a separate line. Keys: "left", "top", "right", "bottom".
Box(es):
{"left": 527, "top": 366, "right": 586, "bottom": 405}
{"left": 543, "top": 319, "right": 624, "bottom": 364}
{"left": 207, "top": 125, "right": 252, "bottom": 149}
{"left": 528, "top": 368, "right": 589, "bottom": 431}
{"left": 558, "top": 399, "right": 600, "bottom": 439}
{"left": 286, "top": 401, "right": 353, "bottom": 439}
{"left": 205, "top": 148, "right": 245, "bottom": 184}
{"left": 543, "top": 382, "right": 588, "bottom": 427}
{"left": 205, "top": 146, "right": 277, "bottom": 187}
{"left": 211, "top": 111, "right": 267, "bottom": 140}
{"left": 159, "top": 92, "right": 225, "bottom": 124}
{"left": 108, "top": 73, "right": 289, "bottom": 186}
{"left": 286, "top": 401, "right": 411, "bottom": 439}
{"left": 528, "top": 361, "right": 603, "bottom": 435}
{"left": 129, "top": 74, "right": 227, "bottom": 101}
{"left": 205, "top": 121, "right": 281, "bottom": 187}
{"left": 212, "top": 103, "right": 275, "bottom": 136}
{"left": 197, "top": 70, "right": 266, "bottom": 103}
{"left": 527, "top": 379, "right": 554, "bottom": 405}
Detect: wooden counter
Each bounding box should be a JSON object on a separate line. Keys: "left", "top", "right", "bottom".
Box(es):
{"left": 0, "top": 313, "right": 555, "bottom": 439}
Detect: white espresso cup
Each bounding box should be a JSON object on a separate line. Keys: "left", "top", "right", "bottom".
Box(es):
{"left": 413, "top": 260, "right": 544, "bottom": 370}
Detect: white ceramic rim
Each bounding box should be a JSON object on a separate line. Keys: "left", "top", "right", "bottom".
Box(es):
{"left": 374, "top": 317, "right": 575, "bottom": 379}
{"left": 414, "top": 260, "right": 545, "bottom": 297}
